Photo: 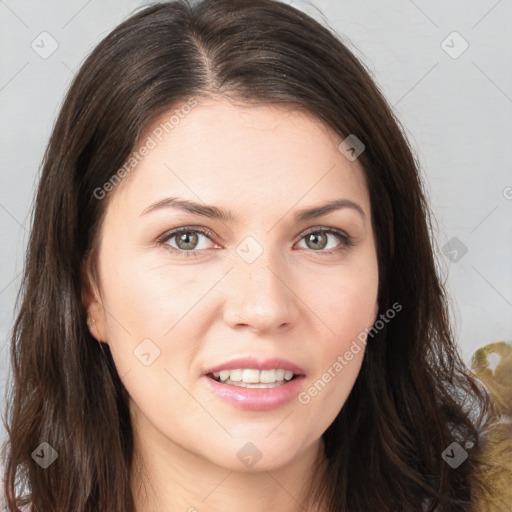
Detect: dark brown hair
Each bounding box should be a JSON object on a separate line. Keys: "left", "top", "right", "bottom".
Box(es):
{"left": 2, "top": 0, "right": 489, "bottom": 510}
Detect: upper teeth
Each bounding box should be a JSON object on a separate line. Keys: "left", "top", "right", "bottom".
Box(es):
{"left": 212, "top": 369, "right": 295, "bottom": 383}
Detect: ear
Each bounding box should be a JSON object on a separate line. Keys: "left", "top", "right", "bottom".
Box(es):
{"left": 80, "top": 260, "right": 109, "bottom": 344}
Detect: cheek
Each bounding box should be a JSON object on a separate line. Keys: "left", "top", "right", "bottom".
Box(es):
{"left": 98, "top": 248, "right": 202, "bottom": 337}
{"left": 308, "top": 255, "right": 379, "bottom": 344}
{"left": 298, "top": 253, "right": 378, "bottom": 413}
{"left": 94, "top": 252, "right": 191, "bottom": 381}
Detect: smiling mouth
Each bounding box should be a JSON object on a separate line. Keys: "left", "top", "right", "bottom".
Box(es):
{"left": 207, "top": 368, "right": 299, "bottom": 389}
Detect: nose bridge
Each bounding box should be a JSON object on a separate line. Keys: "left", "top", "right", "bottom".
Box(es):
{"left": 223, "top": 234, "right": 296, "bottom": 331}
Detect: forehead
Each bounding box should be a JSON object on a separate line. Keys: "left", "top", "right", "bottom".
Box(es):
{"left": 107, "top": 97, "right": 370, "bottom": 221}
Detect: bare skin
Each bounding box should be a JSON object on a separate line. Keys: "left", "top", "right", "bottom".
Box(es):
{"left": 84, "top": 97, "right": 379, "bottom": 512}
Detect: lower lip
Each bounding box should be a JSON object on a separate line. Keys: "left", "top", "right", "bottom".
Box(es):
{"left": 203, "top": 375, "right": 305, "bottom": 411}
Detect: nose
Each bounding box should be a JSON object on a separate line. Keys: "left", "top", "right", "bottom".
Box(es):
{"left": 222, "top": 247, "right": 299, "bottom": 334}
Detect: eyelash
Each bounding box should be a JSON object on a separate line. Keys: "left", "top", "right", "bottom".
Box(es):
{"left": 156, "top": 226, "right": 354, "bottom": 258}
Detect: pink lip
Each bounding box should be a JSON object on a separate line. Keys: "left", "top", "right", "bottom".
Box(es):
{"left": 203, "top": 374, "right": 306, "bottom": 411}
{"left": 203, "top": 357, "right": 305, "bottom": 376}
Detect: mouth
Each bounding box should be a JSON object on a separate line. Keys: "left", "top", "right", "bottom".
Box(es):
{"left": 202, "top": 357, "right": 306, "bottom": 410}
{"left": 206, "top": 368, "right": 301, "bottom": 389}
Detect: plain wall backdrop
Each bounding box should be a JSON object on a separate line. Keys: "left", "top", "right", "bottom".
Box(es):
{"left": 1, "top": 0, "right": 511, "bottom": 444}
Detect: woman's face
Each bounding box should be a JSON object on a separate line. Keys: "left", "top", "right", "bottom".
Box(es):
{"left": 85, "top": 98, "right": 379, "bottom": 472}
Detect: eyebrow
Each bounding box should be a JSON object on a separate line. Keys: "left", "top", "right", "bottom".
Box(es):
{"left": 139, "top": 197, "right": 366, "bottom": 222}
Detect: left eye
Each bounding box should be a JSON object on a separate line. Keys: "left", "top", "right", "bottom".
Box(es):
{"left": 296, "top": 229, "right": 349, "bottom": 252}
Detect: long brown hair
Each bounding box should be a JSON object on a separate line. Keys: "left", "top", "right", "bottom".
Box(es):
{"left": 2, "top": 0, "right": 489, "bottom": 510}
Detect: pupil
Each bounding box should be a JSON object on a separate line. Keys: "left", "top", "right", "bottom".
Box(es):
{"left": 307, "top": 232, "right": 327, "bottom": 250}
{"left": 176, "top": 231, "right": 327, "bottom": 251}
{"left": 177, "top": 232, "right": 198, "bottom": 250}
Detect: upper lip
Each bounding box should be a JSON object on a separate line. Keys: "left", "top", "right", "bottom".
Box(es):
{"left": 203, "top": 357, "right": 306, "bottom": 376}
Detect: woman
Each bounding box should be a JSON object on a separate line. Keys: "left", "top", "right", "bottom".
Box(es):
{"left": 1, "top": 0, "right": 492, "bottom": 510}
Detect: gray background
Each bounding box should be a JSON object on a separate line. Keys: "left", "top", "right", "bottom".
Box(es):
{"left": 1, "top": 0, "right": 511, "bottom": 444}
